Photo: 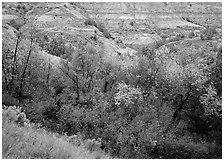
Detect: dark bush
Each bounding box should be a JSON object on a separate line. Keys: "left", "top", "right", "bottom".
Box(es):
{"left": 16, "top": 5, "right": 21, "bottom": 9}
{"left": 84, "top": 18, "right": 97, "bottom": 27}
{"left": 130, "top": 21, "right": 134, "bottom": 26}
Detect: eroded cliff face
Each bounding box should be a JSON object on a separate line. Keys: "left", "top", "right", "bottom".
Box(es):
{"left": 80, "top": 2, "right": 221, "bottom": 29}
{"left": 77, "top": 2, "right": 221, "bottom": 49}
{"left": 2, "top": 2, "right": 222, "bottom": 69}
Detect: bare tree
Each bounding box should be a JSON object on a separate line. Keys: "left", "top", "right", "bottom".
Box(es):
{"left": 17, "top": 26, "right": 37, "bottom": 102}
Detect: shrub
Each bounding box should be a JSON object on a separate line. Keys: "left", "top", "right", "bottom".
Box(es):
{"left": 3, "top": 106, "right": 19, "bottom": 122}
{"left": 67, "top": 134, "right": 83, "bottom": 147}
{"left": 96, "top": 23, "right": 113, "bottom": 39}
{"left": 84, "top": 17, "right": 113, "bottom": 39}
{"left": 84, "top": 18, "right": 98, "bottom": 27}
{"left": 83, "top": 138, "right": 102, "bottom": 152}
{"left": 188, "top": 31, "right": 194, "bottom": 38}
{"left": 2, "top": 105, "right": 30, "bottom": 126}
{"left": 17, "top": 112, "right": 30, "bottom": 125}
{"left": 130, "top": 21, "right": 134, "bottom": 26}
{"left": 200, "top": 27, "right": 217, "bottom": 40}
{"left": 139, "top": 45, "right": 154, "bottom": 57}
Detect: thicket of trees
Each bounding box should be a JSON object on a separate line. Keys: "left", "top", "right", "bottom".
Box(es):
{"left": 2, "top": 22, "right": 222, "bottom": 158}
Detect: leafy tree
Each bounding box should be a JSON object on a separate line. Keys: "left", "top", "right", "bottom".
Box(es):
{"left": 200, "top": 83, "right": 221, "bottom": 118}
{"left": 153, "top": 41, "right": 220, "bottom": 132}
{"left": 114, "top": 81, "right": 143, "bottom": 107}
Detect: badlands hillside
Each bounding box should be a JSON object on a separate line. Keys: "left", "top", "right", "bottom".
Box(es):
{"left": 2, "top": 2, "right": 222, "bottom": 159}
{"left": 2, "top": 2, "right": 221, "bottom": 68}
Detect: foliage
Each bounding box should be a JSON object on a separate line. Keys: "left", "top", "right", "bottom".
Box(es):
{"left": 200, "top": 83, "right": 221, "bottom": 118}
{"left": 114, "top": 81, "right": 143, "bottom": 106}
{"left": 2, "top": 42, "right": 18, "bottom": 90}
{"left": 153, "top": 41, "right": 220, "bottom": 128}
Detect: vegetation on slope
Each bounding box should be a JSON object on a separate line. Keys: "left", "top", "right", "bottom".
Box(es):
{"left": 2, "top": 105, "right": 112, "bottom": 159}
{"left": 2, "top": 2, "right": 222, "bottom": 159}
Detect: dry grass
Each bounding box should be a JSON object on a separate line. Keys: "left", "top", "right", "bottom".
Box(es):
{"left": 2, "top": 121, "right": 112, "bottom": 159}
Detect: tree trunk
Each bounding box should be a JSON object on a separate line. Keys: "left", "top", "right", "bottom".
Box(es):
{"left": 59, "top": 61, "right": 80, "bottom": 101}
{"left": 9, "top": 34, "right": 21, "bottom": 85}
{"left": 163, "top": 96, "right": 184, "bottom": 134}
{"left": 163, "top": 84, "right": 192, "bottom": 133}
{"left": 18, "top": 37, "right": 33, "bottom": 102}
